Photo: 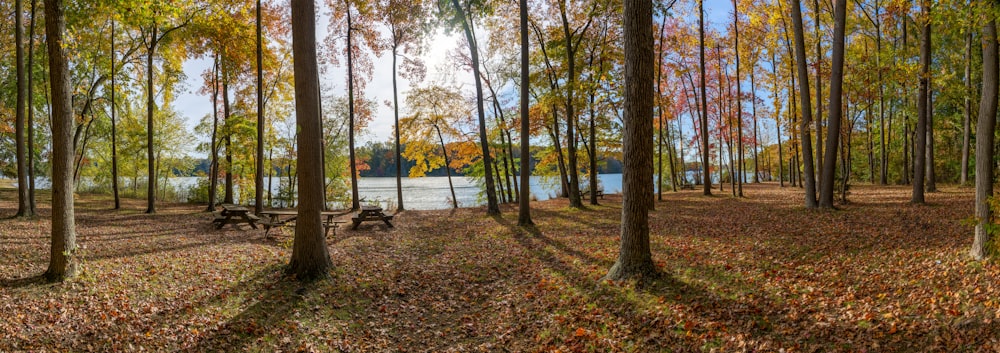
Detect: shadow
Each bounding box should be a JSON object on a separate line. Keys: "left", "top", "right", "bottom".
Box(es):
{"left": 0, "top": 274, "right": 47, "bottom": 288}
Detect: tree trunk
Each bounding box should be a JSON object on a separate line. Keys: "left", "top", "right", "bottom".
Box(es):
{"left": 606, "top": 0, "right": 658, "bottom": 283}
{"left": 288, "top": 0, "right": 333, "bottom": 281}
{"left": 110, "top": 17, "right": 120, "bottom": 210}
{"left": 207, "top": 55, "right": 220, "bottom": 212}
{"left": 772, "top": 52, "right": 785, "bottom": 187}
{"left": 912, "top": 1, "right": 930, "bottom": 204}
{"left": 751, "top": 67, "right": 760, "bottom": 184}
{"left": 436, "top": 125, "right": 459, "bottom": 209}
{"left": 518, "top": 0, "right": 533, "bottom": 226}
{"left": 15, "top": 0, "right": 31, "bottom": 218}
{"left": 44, "top": 0, "right": 78, "bottom": 282}
{"left": 961, "top": 24, "right": 972, "bottom": 185}
{"left": 733, "top": 1, "right": 744, "bottom": 197}
{"left": 925, "top": 84, "right": 936, "bottom": 192}
{"left": 700, "top": 0, "right": 712, "bottom": 195}
{"left": 146, "top": 26, "right": 158, "bottom": 214}
{"left": 813, "top": 0, "right": 824, "bottom": 193}
{"left": 452, "top": 0, "right": 499, "bottom": 214}
{"left": 347, "top": 7, "right": 360, "bottom": 211}
{"left": 27, "top": 0, "right": 38, "bottom": 214}
{"left": 255, "top": 0, "right": 265, "bottom": 214}
{"left": 223, "top": 64, "right": 234, "bottom": 205}
{"left": 972, "top": 6, "right": 998, "bottom": 260}
{"left": 393, "top": 50, "right": 405, "bottom": 210}
{"left": 559, "top": 2, "right": 583, "bottom": 209}
{"left": 791, "top": 0, "right": 818, "bottom": 208}
{"left": 818, "top": 0, "right": 846, "bottom": 209}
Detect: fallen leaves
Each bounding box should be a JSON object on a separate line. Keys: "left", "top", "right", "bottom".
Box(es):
{"left": 0, "top": 185, "right": 999, "bottom": 351}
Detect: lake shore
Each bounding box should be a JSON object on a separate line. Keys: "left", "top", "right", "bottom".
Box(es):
{"left": 1, "top": 184, "right": 998, "bottom": 351}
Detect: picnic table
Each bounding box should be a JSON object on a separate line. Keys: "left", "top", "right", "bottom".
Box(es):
{"left": 213, "top": 204, "right": 260, "bottom": 229}
{"left": 258, "top": 210, "right": 346, "bottom": 237}
{"left": 351, "top": 205, "right": 394, "bottom": 230}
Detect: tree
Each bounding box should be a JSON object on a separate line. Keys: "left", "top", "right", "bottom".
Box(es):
{"left": 605, "top": 0, "right": 658, "bottom": 282}
{"left": 790, "top": 0, "right": 818, "bottom": 208}
{"left": 699, "top": 0, "right": 712, "bottom": 195}
{"left": 378, "top": 0, "right": 428, "bottom": 212}
{"left": 971, "top": 1, "right": 998, "bottom": 261}
{"left": 255, "top": 0, "right": 265, "bottom": 214}
{"left": 400, "top": 86, "right": 469, "bottom": 209}
{"left": 44, "top": 0, "right": 78, "bottom": 282}
{"left": 518, "top": 0, "right": 533, "bottom": 226}
{"left": 441, "top": 0, "right": 500, "bottom": 215}
{"left": 818, "top": 0, "right": 846, "bottom": 209}
{"left": 134, "top": 3, "right": 196, "bottom": 214}
{"left": 288, "top": 0, "right": 333, "bottom": 281}
{"left": 15, "top": 0, "right": 32, "bottom": 218}
{"left": 26, "top": 0, "right": 39, "bottom": 215}
{"left": 912, "top": 0, "right": 930, "bottom": 204}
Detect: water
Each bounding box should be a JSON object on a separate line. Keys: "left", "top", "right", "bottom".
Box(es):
{"left": 15, "top": 174, "right": 623, "bottom": 211}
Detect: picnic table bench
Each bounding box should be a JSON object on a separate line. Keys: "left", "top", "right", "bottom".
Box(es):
{"left": 213, "top": 204, "right": 260, "bottom": 230}
{"left": 579, "top": 188, "right": 605, "bottom": 199}
{"left": 680, "top": 184, "right": 696, "bottom": 190}
{"left": 351, "top": 205, "right": 394, "bottom": 230}
{"left": 258, "top": 210, "right": 346, "bottom": 237}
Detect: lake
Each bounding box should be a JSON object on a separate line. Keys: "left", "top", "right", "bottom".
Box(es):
{"left": 16, "top": 174, "right": 624, "bottom": 211}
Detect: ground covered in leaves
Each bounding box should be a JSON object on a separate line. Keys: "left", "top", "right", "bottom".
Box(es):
{"left": 1, "top": 183, "right": 999, "bottom": 352}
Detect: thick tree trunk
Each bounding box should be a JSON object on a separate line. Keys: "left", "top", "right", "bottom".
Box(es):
{"left": 972, "top": 7, "right": 998, "bottom": 260}
{"left": 700, "top": 0, "right": 712, "bottom": 195}
{"left": 44, "top": 0, "right": 77, "bottom": 282}
{"left": 606, "top": 0, "right": 658, "bottom": 283}
{"left": 819, "top": 0, "right": 846, "bottom": 209}
{"left": 912, "top": 2, "right": 930, "bottom": 204}
{"left": 791, "top": 0, "right": 818, "bottom": 208}
{"left": 518, "top": 0, "right": 533, "bottom": 226}
{"left": 288, "top": 0, "right": 333, "bottom": 281}
{"left": 452, "top": 0, "right": 500, "bottom": 214}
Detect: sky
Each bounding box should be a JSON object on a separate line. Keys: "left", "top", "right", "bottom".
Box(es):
{"left": 170, "top": 0, "right": 741, "bottom": 155}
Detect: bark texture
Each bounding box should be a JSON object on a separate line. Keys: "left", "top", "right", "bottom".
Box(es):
{"left": 972, "top": 8, "right": 998, "bottom": 260}
{"left": 606, "top": 0, "right": 658, "bottom": 282}
{"left": 288, "top": 0, "right": 333, "bottom": 281}
{"left": 44, "top": 0, "right": 78, "bottom": 282}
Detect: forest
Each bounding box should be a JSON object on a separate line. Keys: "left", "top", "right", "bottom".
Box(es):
{"left": 2, "top": 0, "right": 1000, "bottom": 351}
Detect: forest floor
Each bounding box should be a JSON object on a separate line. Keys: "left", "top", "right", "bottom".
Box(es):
{"left": 1, "top": 183, "right": 999, "bottom": 352}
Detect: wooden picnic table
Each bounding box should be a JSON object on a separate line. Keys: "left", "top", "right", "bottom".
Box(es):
{"left": 258, "top": 210, "right": 346, "bottom": 237}
{"left": 213, "top": 204, "right": 260, "bottom": 230}
{"left": 352, "top": 205, "right": 394, "bottom": 230}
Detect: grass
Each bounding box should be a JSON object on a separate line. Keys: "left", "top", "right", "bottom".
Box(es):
{"left": 1, "top": 183, "right": 999, "bottom": 352}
